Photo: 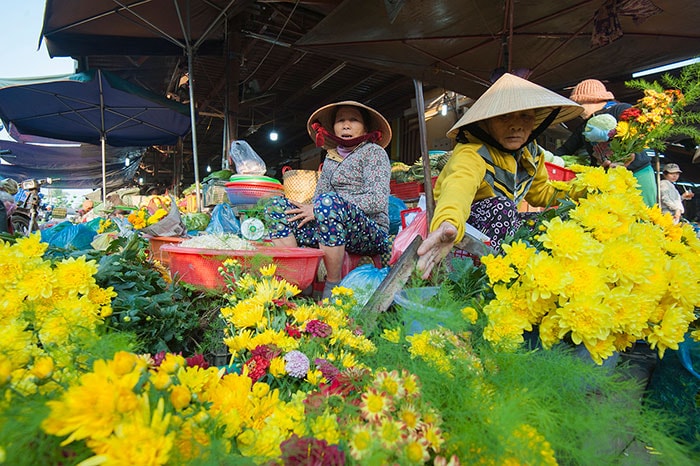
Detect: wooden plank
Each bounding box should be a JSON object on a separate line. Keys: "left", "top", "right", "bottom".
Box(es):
{"left": 361, "top": 235, "right": 422, "bottom": 331}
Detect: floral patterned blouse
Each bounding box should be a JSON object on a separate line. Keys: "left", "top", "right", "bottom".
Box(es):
{"left": 314, "top": 141, "right": 391, "bottom": 231}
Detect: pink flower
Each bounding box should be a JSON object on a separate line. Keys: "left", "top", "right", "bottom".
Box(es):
{"left": 279, "top": 434, "right": 345, "bottom": 466}
{"left": 306, "top": 320, "right": 332, "bottom": 338}
{"left": 315, "top": 358, "right": 340, "bottom": 381}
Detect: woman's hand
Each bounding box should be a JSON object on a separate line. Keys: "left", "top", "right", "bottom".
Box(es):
{"left": 674, "top": 210, "right": 682, "bottom": 222}
{"left": 682, "top": 191, "right": 695, "bottom": 200}
{"left": 416, "top": 221, "right": 458, "bottom": 279}
{"left": 285, "top": 201, "right": 315, "bottom": 227}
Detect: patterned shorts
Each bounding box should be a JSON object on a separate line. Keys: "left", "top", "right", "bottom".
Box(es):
{"left": 468, "top": 197, "right": 535, "bottom": 251}
{"left": 264, "top": 192, "right": 389, "bottom": 255}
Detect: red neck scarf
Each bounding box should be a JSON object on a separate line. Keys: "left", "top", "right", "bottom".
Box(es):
{"left": 311, "top": 122, "right": 382, "bottom": 149}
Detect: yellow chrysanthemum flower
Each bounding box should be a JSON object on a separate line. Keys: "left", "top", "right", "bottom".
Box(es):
{"left": 381, "top": 327, "right": 401, "bottom": 343}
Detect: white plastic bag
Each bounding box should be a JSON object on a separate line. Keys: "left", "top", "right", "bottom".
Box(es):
{"left": 229, "top": 140, "right": 266, "bottom": 175}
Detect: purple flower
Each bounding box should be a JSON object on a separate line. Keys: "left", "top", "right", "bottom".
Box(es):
{"left": 284, "top": 350, "right": 310, "bottom": 378}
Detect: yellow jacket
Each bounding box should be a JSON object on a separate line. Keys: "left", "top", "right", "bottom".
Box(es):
{"left": 430, "top": 137, "right": 557, "bottom": 242}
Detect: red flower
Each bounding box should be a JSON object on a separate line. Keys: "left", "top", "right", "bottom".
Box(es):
{"left": 251, "top": 344, "right": 281, "bottom": 360}
{"left": 285, "top": 323, "right": 302, "bottom": 338}
{"left": 186, "top": 354, "right": 210, "bottom": 369}
{"left": 619, "top": 107, "right": 641, "bottom": 121}
{"left": 244, "top": 354, "right": 270, "bottom": 382}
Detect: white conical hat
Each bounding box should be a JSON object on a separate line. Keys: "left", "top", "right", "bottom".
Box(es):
{"left": 447, "top": 73, "right": 583, "bottom": 139}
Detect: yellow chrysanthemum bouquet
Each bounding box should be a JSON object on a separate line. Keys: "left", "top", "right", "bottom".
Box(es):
{"left": 127, "top": 195, "right": 187, "bottom": 237}
{"left": 127, "top": 205, "right": 169, "bottom": 230}
{"left": 480, "top": 166, "right": 700, "bottom": 364}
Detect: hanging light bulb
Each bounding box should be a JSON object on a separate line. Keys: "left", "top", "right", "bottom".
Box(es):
{"left": 124, "top": 157, "right": 130, "bottom": 167}
{"left": 269, "top": 130, "right": 279, "bottom": 141}
{"left": 440, "top": 92, "right": 450, "bottom": 116}
{"left": 206, "top": 164, "right": 212, "bottom": 173}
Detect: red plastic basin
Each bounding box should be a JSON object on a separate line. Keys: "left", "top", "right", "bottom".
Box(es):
{"left": 161, "top": 244, "right": 324, "bottom": 290}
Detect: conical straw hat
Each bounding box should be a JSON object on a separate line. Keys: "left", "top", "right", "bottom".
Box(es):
{"left": 307, "top": 100, "right": 392, "bottom": 149}
{"left": 447, "top": 73, "right": 583, "bottom": 139}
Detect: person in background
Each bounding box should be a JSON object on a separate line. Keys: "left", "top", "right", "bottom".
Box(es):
{"left": 417, "top": 73, "right": 583, "bottom": 278}
{"left": 78, "top": 198, "right": 98, "bottom": 223}
{"left": 659, "top": 163, "right": 694, "bottom": 223}
{"left": 265, "top": 101, "right": 392, "bottom": 299}
{"left": 0, "top": 177, "right": 19, "bottom": 234}
{"left": 554, "top": 79, "right": 657, "bottom": 207}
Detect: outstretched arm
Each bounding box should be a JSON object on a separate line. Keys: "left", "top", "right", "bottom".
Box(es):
{"left": 416, "top": 221, "right": 458, "bottom": 279}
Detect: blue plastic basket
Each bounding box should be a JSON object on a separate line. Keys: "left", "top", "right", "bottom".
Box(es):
{"left": 224, "top": 185, "right": 283, "bottom": 205}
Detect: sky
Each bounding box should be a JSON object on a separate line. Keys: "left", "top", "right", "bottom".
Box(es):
{"left": 0, "top": 1, "right": 76, "bottom": 78}
{"left": 0, "top": 2, "right": 89, "bottom": 201}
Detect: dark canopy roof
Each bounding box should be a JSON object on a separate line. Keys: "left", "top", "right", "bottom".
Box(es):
{"left": 38, "top": 0, "right": 700, "bottom": 186}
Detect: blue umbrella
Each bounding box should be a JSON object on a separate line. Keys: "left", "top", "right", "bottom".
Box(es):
{"left": 0, "top": 69, "right": 192, "bottom": 202}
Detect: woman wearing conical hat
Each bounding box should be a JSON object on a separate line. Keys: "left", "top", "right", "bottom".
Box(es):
{"left": 265, "top": 101, "right": 392, "bottom": 298}
{"left": 417, "top": 73, "right": 583, "bottom": 278}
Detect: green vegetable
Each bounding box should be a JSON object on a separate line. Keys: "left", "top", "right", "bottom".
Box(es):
{"left": 203, "top": 169, "right": 233, "bottom": 182}
{"left": 183, "top": 212, "right": 211, "bottom": 231}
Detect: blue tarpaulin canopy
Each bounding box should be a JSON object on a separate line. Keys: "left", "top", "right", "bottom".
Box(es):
{"left": 0, "top": 69, "right": 191, "bottom": 199}
{"left": 0, "top": 138, "right": 145, "bottom": 189}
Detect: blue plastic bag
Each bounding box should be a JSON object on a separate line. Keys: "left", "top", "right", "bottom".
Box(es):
{"left": 205, "top": 203, "right": 241, "bottom": 235}
{"left": 41, "top": 221, "right": 97, "bottom": 250}
{"left": 388, "top": 195, "right": 407, "bottom": 235}
{"left": 339, "top": 263, "right": 390, "bottom": 306}
{"left": 678, "top": 334, "right": 700, "bottom": 380}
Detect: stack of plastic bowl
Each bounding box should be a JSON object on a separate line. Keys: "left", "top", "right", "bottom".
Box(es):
{"left": 224, "top": 174, "right": 284, "bottom": 206}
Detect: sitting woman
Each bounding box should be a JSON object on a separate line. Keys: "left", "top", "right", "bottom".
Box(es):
{"left": 265, "top": 101, "right": 392, "bottom": 298}
{"left": 417, "top": 73, "right": 583, "bottom": 278}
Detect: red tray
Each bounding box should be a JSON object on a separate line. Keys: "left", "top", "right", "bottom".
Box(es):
{"left": 545, "top": 162, "right": 576, "bottom": 181}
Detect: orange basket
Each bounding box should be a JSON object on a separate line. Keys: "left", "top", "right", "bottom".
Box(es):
{"left": 545, "top": 162, "right": 576, "bottom": 181}
{"left": 161, "top": 244, "right": 324, "bottom": 290}
{"left": 147, "top": 236, "right": 186, "bottom": 267}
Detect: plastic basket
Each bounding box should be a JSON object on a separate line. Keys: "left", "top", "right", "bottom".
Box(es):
{"left": 162, "top": 244, "right": 324, "bottom": 290}
{"left": 147, "top": 236, "right": 185, "bottom": 267}
{"left": 390, "top": 181, "right": 421, "bottom": 201}
{"left": 545, "top": 162, "right": 576, "bottom": 181}
{"left": 224, "top": 185, "right": 284, "bottom": 206}
{"left": 203, "top": 180, "right": 230, "bottom": 206}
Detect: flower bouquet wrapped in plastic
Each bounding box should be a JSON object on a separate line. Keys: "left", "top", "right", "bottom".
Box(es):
{"left": 127, "top": 195, "right": 187, "bottom": 237}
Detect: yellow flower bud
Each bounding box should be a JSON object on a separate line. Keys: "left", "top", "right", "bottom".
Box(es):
{"left": 30, "top": 356, "right": 54, "bottom": 379}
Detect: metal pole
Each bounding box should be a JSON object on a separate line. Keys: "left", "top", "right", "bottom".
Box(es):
{"left": 655, "top": 150, "right": 661, "bottom": 204}
{"left": 187, "top": 47, "right": 202, "bottom": 212}
{"left": 101, "top": 136, "right": 107, "bottom": 205}
{"left": 98, "top": 69, "right": 107, "bottom": 205}
{"left": 412, "top": 79, "right": 434, "bottom": 222}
